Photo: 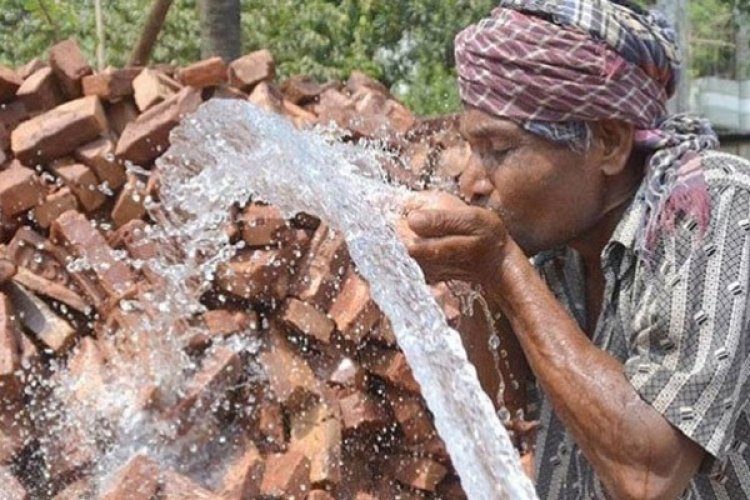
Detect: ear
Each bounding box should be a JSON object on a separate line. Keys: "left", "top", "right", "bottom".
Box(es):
{"left": 592, "top": 120, "right": 635, "bottom": 176}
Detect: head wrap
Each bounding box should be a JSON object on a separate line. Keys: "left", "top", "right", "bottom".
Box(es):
{"left": 454, "top": 0, "right": 719, "bottom": 253}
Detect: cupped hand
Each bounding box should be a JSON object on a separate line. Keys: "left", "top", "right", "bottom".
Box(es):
{"left": 396, "top": 191, "right": 510, "bottom": 285}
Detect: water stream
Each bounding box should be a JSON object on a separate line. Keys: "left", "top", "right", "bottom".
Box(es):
{"left": 153, "top": 99, "right": 538, "bottom": 500}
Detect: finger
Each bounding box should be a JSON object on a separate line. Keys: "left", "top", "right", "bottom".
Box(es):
{"left": 406, "top": 235, "right": 476, "bottom": 263}
{"left": 407, "top": 208, "right": 484, "bottom": 238}
{"left": 394, "top": 217, "right": 418, "bottom": 246}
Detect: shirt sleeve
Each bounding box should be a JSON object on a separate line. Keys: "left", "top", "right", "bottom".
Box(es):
{"left": 623, "top": 180, "right": 750, "bottom": 467}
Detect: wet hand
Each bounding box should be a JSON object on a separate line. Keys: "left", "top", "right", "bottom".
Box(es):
{"left": 398, "top": 191, "right": 510, "bottom": 285}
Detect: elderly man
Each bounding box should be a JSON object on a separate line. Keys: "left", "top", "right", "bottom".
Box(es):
{"left": 402, "top": 1, "right": 750, "bottom": 498}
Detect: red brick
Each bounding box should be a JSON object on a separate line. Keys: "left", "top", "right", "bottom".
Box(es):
{"left": 259, "top": 326, "right": 319, "bottom": 409}
{"left": 248, "top": 81, "right": 284, "bottom": 114}
{"left": 115, "top": 87, "right": 201, "bottom": 165}
{"left": 291, "top": 224, "right": 349, "bottom": 310}
{"left": 162, "top": 470, "right": 221, "bottom": 499}
{"left": 66, "top": 336, "right": 106, "bottom": 404}
{"left": 33, "top": 187, "right": 79, "bottom": 228}
{"left": 0, "top": 66, "right": 22, "bottom": 102}
{"left": 0, "top": 465, "right": 28, "bottom": 499}
{"left": 216, "top": 249, "right": 291, "bottom": 303}
{"left": 436, "top": 477, "right": 467, "bottom": 500}
{"left": 393, "top": 456, "right": 448, "bottom": 492}
{"left": 17, "top": 58, "right": 46, "bottom": 80}
{"left": 260, "top": 450, "right": 311, "bottom": 499}
{"left": 0, "top": 405, "right": 29, "bottom": 465}
{"left": 0, "top": 258, "right": 15, "bottom": 283}
{"left": 240, "top": 203, "right": 287, "bottom": 247}
{"left": 51, "top": 210, "right": 137, "bottom": 301}
{"left": 290, "top": 403, "right": 342, "bottom": 487}
{"left": 346, "top": 70, "right": 390, "bottom": 96}
{"left": 48, "top": 38, "right": 92, "bottom": 99}
{"left": 43, "top": 421, "right": 96, "bottom": 486}
{"left": 106, "top": 99, "right": 138, "bottom": 136}
{"left": 0, "top": 293, "right": 21, "bottom": 401}
{"left": 0, "top": 164, "right": 44, "bottom": 216}
{"left": 81, "top": 67, "right": 140, "bottom": 101}
{"left": 11, "top": 95, "right": 108, "bottom": 165}
{"left": 329, "top": 271, "right": 381, "bottom": 343}
{"left": 177, "top": 57, "right": 227, "bottom": 88}
{"left": 51, "top": 478, "right": 93, "bottom": 500}
{"left": 0, "top": 100, "right": 30, "bottom": 131}
{"left": 283, "top": 100, "right": 318, "bottom": 128}
{"left": 15, "top": 67, "right": 63, "bottom": 114}
{"left": 385, "top": 389, "right": 435, "bottom": 445}
{"left": 280, "top": 298, "right": 335, "bottom": 344}
{"left": 256, "top": 399, "right": 287, "bottom": 450}
{"left": 12, "top": 265, "right": 88, "bottom": 313}
{"left": 111, "top": 176, "right": 146, "bottom": 228}
{"left": 280, "top": 75, "right": 327, "bottom": 105}
{"left": 101, "top": 454, "right": 160, "bottom": 500}
{"left": 367, "top": 317, "right": 397, "bottom": 346}
{"left": 338, "top": 390, "right": 389, "bottom": 431}
{"left": 133, "top": 68, "right": 181, "bottom": 112}
{"left": 228, "top": 49, "right": 275, "bottom": 91}
{"left": 307, "top": 490, "right": 335, "bottom": 500}
{"left": 54, "top": 163, "right": 107, "bottom": 212}
{"left": 219, "top": 444, "right": 264, "bottom": 499}
{"left": 5, "top": 281, "right": 77, "bottom": 353}
{"left": 74, "top": 135, "right": 127, "bottom": 190}
{"left": 204, "top": 309, "right": 258, "bottom": 336}
{"left": 328, "top": 356, "right": 367, "bottom": 390}
{"left": 210, "top": 85, "right": 247, "bottom": 100}
{"left": 385, "top": 99, "right": 416, "bottom": 135}
{"left": 360, "top": 345, "right": 419, "bottom": 393}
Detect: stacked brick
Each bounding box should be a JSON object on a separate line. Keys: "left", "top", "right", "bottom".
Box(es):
{"left": 0, "top": 39, "right": 526, "bottom": 499}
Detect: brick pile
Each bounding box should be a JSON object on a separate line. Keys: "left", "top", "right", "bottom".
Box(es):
{"left": 0, "top": 38, "right": 528, "bottom": 499}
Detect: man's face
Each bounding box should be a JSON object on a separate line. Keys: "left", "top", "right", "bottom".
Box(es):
{"left": 458, "top": 107, "right": 607, "bottom": 255}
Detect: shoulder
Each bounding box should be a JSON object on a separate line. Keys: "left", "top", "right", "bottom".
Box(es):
{"left": 701, "top": 151, "right": 750, "bottom": 191}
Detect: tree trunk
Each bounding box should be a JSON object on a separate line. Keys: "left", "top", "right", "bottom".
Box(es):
{"left": 198, "top": 0, "right": 242, "bottom": 62}
{"left": 129, "top": 0, "right": 173, "bottom": 67}
{"left": 658, "top": 0, "right": 691, "bottom": 112}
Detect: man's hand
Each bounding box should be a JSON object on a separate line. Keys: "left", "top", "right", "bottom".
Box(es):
{"left": 398, "top": 191, "right": 510, "bottom": 285}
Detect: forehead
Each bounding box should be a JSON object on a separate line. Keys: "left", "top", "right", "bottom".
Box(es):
{"left": 458, "top": 107, "right": 522, "bottom": 141}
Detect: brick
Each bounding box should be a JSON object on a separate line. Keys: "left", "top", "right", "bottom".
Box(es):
{"left": 133, "top": 68, "right": 180, "bottom": 112}
{"left": 385, "top": 389, "right": 434, "bottom": 445}
{"left": 283, "top": 100, "right": 318, "bottom": 128}
{"left": 0, "top": 258, "right": 15, "bottom": 283}
{"left": 256, "top": 399, "right": 287, "bottom": 450}
{"left": 101, "top": 454, "right": 160, "bottom": 500}
{"left": 106, "top": 99, "right": 138, "bottom": 136}
{"left": 216, "top": 249, "right": 290, "bottom": 303}
{"left": 48, "top": 38, "right": 92, "bottom": 99}
{"left": 280, "top": 75, "right": 327, "bottom": 105}
{"left": 74, "top": 135, "right": 127, "bottom": 190}
{"left": 307, "top": 490, "right": 335, "bottom": 500}
{"left": 259, "top": 326, "right": 319, "bottom": 409}
{"left": 280, "top": 298, "right": 335, "bottom": 344}
{"left": 360, "top": 346, "right": 419, "bottom": 393}
{"left": 204, "top": 309, "right": 258, "bottom": 336}
{"left": 290, "top": 403, "right": 342, "bottom": 487}
{"left": 11, "top": 95, "right": 108, "bottom": 165}
{"left": 367, "top": 317, "right": 397, "bottom": 346}
{"left": 0, "top": 65, "right": 22, "bottom": 102}
{"left": 436, "top": 477, "right": 467, "bottom": 500}
{"left": 219, "top": 444, "right": 264, "bottom": 499}
{"left": 393, "top": 456, "right": 448, "bottom": 492}
{"left": 0, "top": 406, "right": 30, "bottom": 465}
{"left": 111, "top": 176, "right": 146, "bottom": 228}
{"left": 33, "top": 187, "right": 79, "bottom": 228}
{"left": 248, "top": 81, "right": 284, "bottom": 114}
{"left": 81, "top": 67, "right": 140, "bottom": 101}
{"left": 405, "top": 435, "right": 450, "bottom": 465}
{"left": 5, "top": 282, "right": 76, "bottom": 353}
{"left": 328, "top": 356, "right": 367, "bottom": 390}
{"left": 0, "top": 293, "right": 21, "bottom": 401}
{"left": 240, "top": 203, "right": 287, "bottom": 247}
{"left": 162, "top": 470, "right": 221, "bottom": 499}
{"left": 0, "top": 100, "right": 30, "bottom": 131}
{"left": 15, "top": 67, "right": 63, "bottom": 114}
{"left": 346, "top": 70, "right": 390, "bottom": 96}
{"left": 0, "top": 465, "right": 28, "bottom": 499}
{"left": 52, "top": 478, "right": 93, "bottom": 500}
{"left": 210, "top": 85, "right": 247, "bottom": 100}
{"left": 0, "top": 164, "right": 45, "bottom": 216}
{"left": 43, "top": 421, "right": 96, "bottom": 486}
{"left": 51, "top": 210, "right": 137, "bottom": 301}
{"left": 17, "top": 58, "right": 47, "bottom": 80}
{"left": 385, "top": 99, "right": 416, "bottom": 135}
{"left": 115, "top": 87, "right": 201, "bottom": 165}
{"left": 260, "top": 450, "right": 311, "bottom": 499}
{"left": 177, "top": 57, "right": 227, "bottom": 88}
{"left": 66, "top": 336, "right": 106, "bottom": 404}
{"left": 12, "top": 266, "right": 88, "bottom": 313}
{"left": 291, "top": 225, "right": 349, "bottom": 311}
{"left": 329, "top": 271, "right": 381, "bottom": 343}
{"left": 228, "top": 49, "right": 275, "bottom": 91}
{"left": 338, "top": 390, "right": 389, "bottom": 431}
{"left": 54, "top": 163, "right": 107, "bottom": 212}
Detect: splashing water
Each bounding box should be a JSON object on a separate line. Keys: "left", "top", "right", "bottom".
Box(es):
{"left": 154, "top": 99, "right": 538, "bottom": 500}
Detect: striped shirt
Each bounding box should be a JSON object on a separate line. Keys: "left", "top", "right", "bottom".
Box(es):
{"left": 532, "top": 151, "right": 750, "bottom": 499}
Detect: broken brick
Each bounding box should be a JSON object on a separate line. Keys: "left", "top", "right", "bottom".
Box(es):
{"left": 101, "top": 454, "right": 160, "bottom": 500}
{"left": 0, "top": 66, "right": 22, "bottom": 102}
{"left": 81, "top": 67, "right": 140, "bottom": 101}
{"left": 162, "top": 470, "right": 221, "bottom": 500}
{"left": 48, "top": 38, "right": 92, "bottom": 99}
{"left": 15, "top": 67, "right": 63, "bottom": 114}
{"left": 280, "top": 298, "right": 335, "bottom": 344}
{"left": 259, "top": 326, "right": 319, "bottom": 409}
{"left": 177, "top": 57, "right": 227, "bottom": 88}
{"left": 280, "top": 75, "right": 328, "bottom": 105}
{"left": 256, "top": 399, "right": 287, "bottom": 450}
{"left": 106, "top": 99, "right": 139, "bottom": 136}
{"left": 0, "top": 465, "right": 28, "bottom": 499}
{"left": 240, "top": 203, "right": 287, "bottom": 247}
{"left": 260, "top": 450, "right": 311, "bottom": 499}
{"left": 360, "top": 345, "right": 419, "bottom": 393}
{"left": 386, "top": 389, "right": 434, "bottom": 445}
{"left": 12, "top": 265, "right": 88, "bottom": 313}
{"left": 17, "top": 58, "right": 47, "bottom": 80}
{"left": 54, "top": 163, "right": 107, "bottom": 212}
{"left": 204, "top": 309, "right": 257, "bottom": 337}
{"left": 328, "top": 356, "right": 367, "bottom": 390}
{"left": 111, "top": 176, "right": 146, "bottom": 228}
{"left": 338, "top": 390, "right": 389, "bottom": 431}
{"left": 11, "top": 95, "right": 108, "bottom": 165}
{"left": 66, "top": 336, "right": 106, "bottom": 405}
{"left": 0, "top": 164, "right": 45, "bottom": 216}
{"left": 34, "top": 187, "right": 79, "bottom": 228}
{"left": 248, "top": 81, "right": 284, "bottom": 114}
{"left": 291, "top": 225, "right": 349, "bottom": 311}
{"left": 393, "top": 455, "right": 448, "bottom": 492}
{"left": 74, "top": 135, "right": 127, "bottom": 190}
{"left": 115, "top": 87, "right": 201, "bottom": 165}
{"left": 216, "top": 249, "right": 291, "bottom": 304}
{"left": 219, "top": 444, "right": 264, "bottom": 499}
{"left": 307, "top": 490, "right": 335, "bottom": 500}
{"left": 51, "top": 478, "right": 93, "bottom": 500}
{"left": 0, "top": 292, "right": 21, "bottom": 401}
{"left": 228, "top": 49, "right": 275, "bottom": 91}
{"left": 133, "top": 68, "right": 181, "bottom": 112}
{"left": 290, "top": 403, "right": 342, "bottom": 487}
{"left": 329, "top": 271, "right": 381, "bottom": 343}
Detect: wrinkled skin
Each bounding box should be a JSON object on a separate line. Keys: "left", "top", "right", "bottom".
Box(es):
{"left": 401, "top": 106, "right": 705, "bottom": 499}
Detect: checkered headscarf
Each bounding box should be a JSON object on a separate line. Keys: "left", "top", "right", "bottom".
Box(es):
{"left": 455, "top": 0, "right": 719, "bottom": 252}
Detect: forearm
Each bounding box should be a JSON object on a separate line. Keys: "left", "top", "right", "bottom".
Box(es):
{"left": 484, "top": 243, "right": 698, "bottom": 498}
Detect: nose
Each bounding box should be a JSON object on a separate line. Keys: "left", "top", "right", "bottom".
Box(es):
{"left": 459, "top": 153, "right": 494, "bottom": 204}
